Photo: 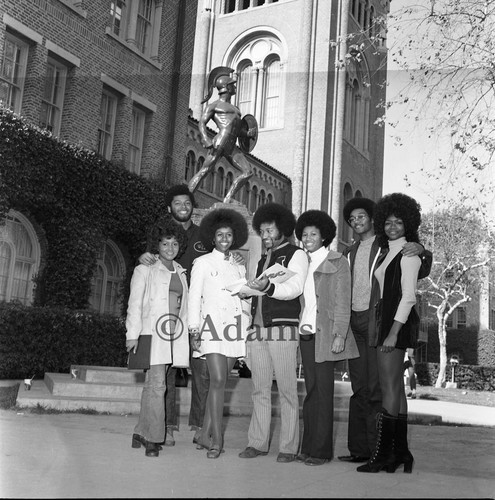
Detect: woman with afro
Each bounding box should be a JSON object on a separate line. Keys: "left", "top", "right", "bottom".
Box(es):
{"left": 188, "top": 208, "right": 250, "bottom": 458}
{"left": 295, "top": 210, "right": 358, "bottom": 465}
{"left": 357, "top": 193, "right": 422, "bottom": 474}
{"left": 126, "top": 217, "right": 189, "bottom": 457}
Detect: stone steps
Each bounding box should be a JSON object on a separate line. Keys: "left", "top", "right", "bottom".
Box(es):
{"left": 16, "top": 364, "right": 353, "bottom": 418}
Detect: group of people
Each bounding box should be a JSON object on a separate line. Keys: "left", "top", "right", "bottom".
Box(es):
{"left": 125, "top": 183, "right": 431, "bottom": 475}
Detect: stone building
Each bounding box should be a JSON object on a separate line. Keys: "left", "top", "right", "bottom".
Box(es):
{"left": 189, "top": 0, "right": 390, "bottom": 247}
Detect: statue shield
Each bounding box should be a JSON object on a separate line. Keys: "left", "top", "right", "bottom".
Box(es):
{"left": 238, "top": 114, "right": 258, "bottom": 153}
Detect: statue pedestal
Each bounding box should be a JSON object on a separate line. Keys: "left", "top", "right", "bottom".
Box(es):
{"left": 192, "top": 200, "right": 261, "bottom": 280}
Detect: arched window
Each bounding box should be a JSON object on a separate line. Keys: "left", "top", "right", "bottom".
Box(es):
{"left": 244, "top": 182, "right": 251, "bottom": 208}
{"left": 196, "top": 156, "right": 204, "bottom": 177}
{"left": 89, "top": 240, "right": 125, "bottom": 316}
{"left": 260, "top": 189, "right": 266, "bottom": 205}
{"left": 344, "top": 58, "right": 371, "bottom": 154}
{"left": 185, "top": 150, "right": 195, "bottom": 181}
{"left": 229, "top": 33, "right": 286, "bottom": 129}
{"left": 355, "top": 189, "right": 363, "bottom": 198}
{"left": 0, "top": 211, "right": 40, "bottom": 305}
{"left": 250, "top": 185, "right": 258, "bottom": 212}
{"left": 216, "top": 167, "right": 225, "bottom": 197}
{"left": 224, "top": 171, "right": 234, "bottom": 199}
{"left": 200, "top": 156, "right": 214, "bottom": 192}
{"left": 342, "top": 183, "right": 354, "bottom": 243}
{"left": 267, "top": 193, "right": 273, "bottom": 203}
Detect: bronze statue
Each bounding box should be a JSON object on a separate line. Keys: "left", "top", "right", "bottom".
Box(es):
{"left": 188, "top": 66, "right": 258, "bottom": 204}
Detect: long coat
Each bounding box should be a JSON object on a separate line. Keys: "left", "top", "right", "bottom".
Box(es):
{"left": 306, "top": 250, "right": 359, "bottom": 363}
{"left": 125, "top": 260, "right": 189, "bottom": 367}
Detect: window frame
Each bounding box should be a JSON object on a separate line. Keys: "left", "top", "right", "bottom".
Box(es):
{"left": 97, "top": 89, "right": 119, "bottom": 160}
{"left": 0, "top": 211, "right": 40, "bottom": 306}
{"left": 0, "top": 33, "right": 29, "bottom": 113}
{"left": 128, "top": 105, "right": 146, "bottom": 174}
{"left": 39, "top": 57, "right": 67, "bottom": 136}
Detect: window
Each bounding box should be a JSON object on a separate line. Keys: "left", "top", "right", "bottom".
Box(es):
{"left": 224, "top": 171, "right": 234, "bottom": 199}
{"left": 97, "top": 90, "right": 118, "bottom": 160}
{"left": 216, "top": 167, "right": 225, "bottom": 197}
{"left": 203, "top": 157, "right": 214, "bottom": 192}
{"left": 39, "top": 58, "right": 67, "bottom": 135}
{"left": 110, "top": 0, "right": 127, "bottom": 36}
{"left": 0, "top": 211, "right": 40, "bottom": 305}
{"left": 185, "top": 150, "right": 195, "bottom": 181}
{"left": 446, "top": 306, "right": 467, "bottom": 329}
{"left": 128, "top": 105, "right": 146, "bottom": 174}
{"left": 230, "top": 35, "right": 285, "bottom": 129}
{"left": 250, "top": 185, "right": 258, "bottom": 212}
{"left": 0, "top": 34, "right": 28, "bottom": 113}
{"left": 237, "top": 63, "right": 253, "bottom": 116}
{"left": 262, "top": 58, "right": 281, "bottom": 128}
{"left": 89, "top": 240, "right": 125, "bottom": 316}
{"left": 344, "top": 59, "right": 370, "bottom": 154}
{"left": 108, "top": 0, "right": 159, "bottom": 58}
{"left": 136, "top": 0, "right": 153, "bottom": 54}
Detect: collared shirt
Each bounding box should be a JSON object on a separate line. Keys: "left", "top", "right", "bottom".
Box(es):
{"left": 299, "top": 246, "right": 329, "bottom": 335}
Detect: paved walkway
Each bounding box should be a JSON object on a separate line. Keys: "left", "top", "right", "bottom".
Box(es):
{"left": 1, "top": 408, "right": 494, "bottom": 498}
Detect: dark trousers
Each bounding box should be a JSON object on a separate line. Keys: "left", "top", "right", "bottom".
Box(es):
{"left": 300, "top": 335, "right": 335, "bottom": 459}
{"left": 165, "top": 367, "right": 177, "bottom": 430}
{"left": 347, "top": 309, "right": 382, "bottom": 456}
{"left": 188, "top": 355, "right": 210, "bottom": 429}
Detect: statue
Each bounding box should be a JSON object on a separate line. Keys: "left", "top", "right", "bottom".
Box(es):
{"left": 188, "top": 66, "right": 258, "bottom": 204}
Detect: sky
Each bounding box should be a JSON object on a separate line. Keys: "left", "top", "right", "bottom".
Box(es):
{"left": 381, "top": 0, "right": 495, "bottom": 217}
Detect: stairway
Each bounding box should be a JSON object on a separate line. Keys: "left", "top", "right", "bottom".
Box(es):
{"left": 15, "top": 365, "right": 353, "bottom": 418}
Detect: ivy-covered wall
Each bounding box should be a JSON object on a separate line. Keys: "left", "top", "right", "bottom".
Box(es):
{"left": 0, "top": 108, "right": 170, "bottom": 311}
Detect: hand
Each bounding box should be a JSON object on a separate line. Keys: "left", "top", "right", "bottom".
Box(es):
{"left": 126, "top": 339, "right": 139, "bottom": 353}
{"left": 238, "top": 292, "right": 250, "bottom": 299}
{"left": 139, "top": 252, "right": 157, "bottom": 266}
{"left": 331, "top": 336, "right": 345, "bottom": 354}
{"left": 401, "top": 242, "right": 424, "bottom": 257}
{"left": 380, "top": 333, "right": 398, "bottom": 353}
{"left": 189, "top": 329, "right": 201, "bottom": 352}
{"left": 247, "top": 275, "right": 269, "bottom": 291}
{"left": 201, "top": 137, "right": 213, "bottom": 149}
{"left": 232, "top": 251, "right": 246, "bottom": 266}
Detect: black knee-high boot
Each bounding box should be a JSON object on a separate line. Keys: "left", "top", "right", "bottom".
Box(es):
{"left": 392, "top": 413, "right": 414, "bottom": 473}
{"left": 357, "top": 409, "right": 397, "bottom": 473}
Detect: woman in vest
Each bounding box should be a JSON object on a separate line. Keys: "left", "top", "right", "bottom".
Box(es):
{"left": 357, "top": 193, "right": 422, "bottom": 474}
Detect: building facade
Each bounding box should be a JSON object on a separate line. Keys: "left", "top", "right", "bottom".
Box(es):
{"left": 0, "top": 0, "right": 198, "bottom": 314}
{"left": 189, "top": 0, "right": 389, "bottom": 247}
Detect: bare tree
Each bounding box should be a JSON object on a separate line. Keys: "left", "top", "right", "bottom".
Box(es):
{"left": 419, "top": 205, "right": 494, "bottom": 386}
{"left": 384, "top": 0, "right": 495, "bottom": 198}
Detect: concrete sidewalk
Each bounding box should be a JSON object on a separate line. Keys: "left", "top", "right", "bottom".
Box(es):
{"left": 1, "top": 410, "right": 494, "bottom": 498}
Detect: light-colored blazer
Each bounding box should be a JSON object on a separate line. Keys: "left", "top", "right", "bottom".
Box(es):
{"left": 126, "top": 260, "right": 189, "bottom": 367}
{"left": 302, "top": 250, "right": 359, "bottom": 363}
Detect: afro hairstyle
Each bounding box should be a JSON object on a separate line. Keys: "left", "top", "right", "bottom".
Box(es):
{"left": 252, "top": 203, "right": 296, "bottom": 237}
{"left": 295, "top": 210, "right": 337, "bottom": 247}
{"left": 199, "top": 208, "right": 249, "bottom": 252}
{"left": 343, "top": 197, "right": 377, "bottom": 226}
{"left": 147, "top": 215, "right": 188, "bottom": 257}
{"left": 164, "top": 184, "right": 197, "bottom": 209}
{"left": 373, "top": 192, "right": 422, "bottom": 248}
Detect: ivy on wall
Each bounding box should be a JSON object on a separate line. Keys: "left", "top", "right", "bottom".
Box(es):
{"left": 0, "top": 108, "right": 170, "bottom": 310}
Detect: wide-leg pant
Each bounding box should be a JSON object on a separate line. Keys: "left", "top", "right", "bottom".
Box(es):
{"left": 299, "top": 334, "right": 335, "bottom": 459}
{"left": 247, "top": 326, "right": 299, "bottom": 454}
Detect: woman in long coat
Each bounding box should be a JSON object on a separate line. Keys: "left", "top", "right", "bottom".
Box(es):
{"left": 126, "top": 218, "right": 189, "bottom": 457}
{"left": 295, "top": 210, "right": 359, "bottom": 465}
{"left": 188, "top": 208, "right": 250, "bottom": 458}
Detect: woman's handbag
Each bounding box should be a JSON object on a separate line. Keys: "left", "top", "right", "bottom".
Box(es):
{"left": 175, "top": 367, "right": 189, "bottom": 387}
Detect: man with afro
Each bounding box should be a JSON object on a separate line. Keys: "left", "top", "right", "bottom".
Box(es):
{"left": 338, "top": 197, "right": 432, "bottom": 464}
{"left": 238, "top": 203, "right": 309, "bottom": 463}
